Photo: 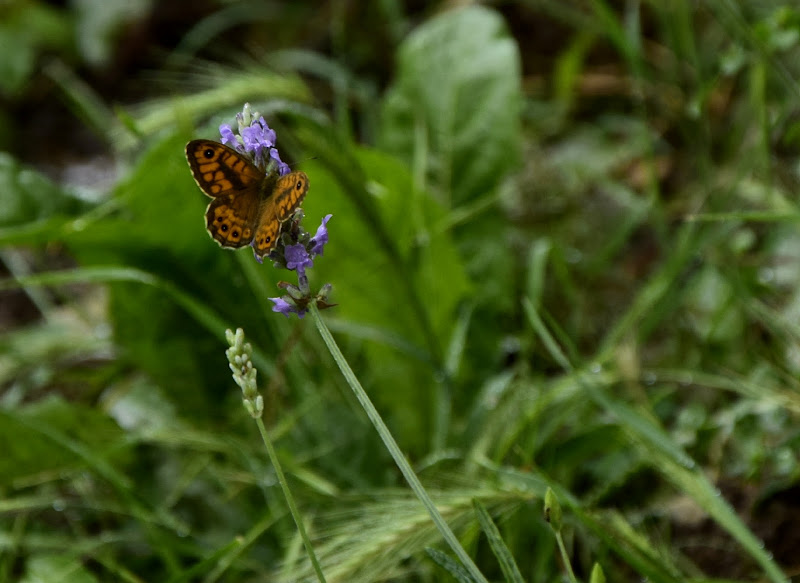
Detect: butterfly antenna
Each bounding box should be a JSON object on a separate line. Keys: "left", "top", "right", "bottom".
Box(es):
{"left": 288, "top": 156, "right": 318, "bottom": 169}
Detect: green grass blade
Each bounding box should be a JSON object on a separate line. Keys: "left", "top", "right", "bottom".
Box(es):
{"left": 472, "top": 499, "right": 525, "bottom": 583}
{"left": 425, "top": 548, "right": 476, "bottom": 583}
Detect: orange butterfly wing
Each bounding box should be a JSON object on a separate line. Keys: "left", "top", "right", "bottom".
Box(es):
{"left": 185, "top": 139, "right": 264, "bottom": 196}
{"left": 186, "top": 140, "right": 264, "bottom": 248}
{"left": 252, "top": 172, "right": 310, "bottom": 258}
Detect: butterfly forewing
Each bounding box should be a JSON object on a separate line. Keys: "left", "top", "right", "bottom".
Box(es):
{"left": 273, "top": 172, "right": 310, "bottom": 221}
{"left": 252, "top": 172, "right": 309, "bottom": 258}
{"left": 185, "top": 140, "right": 264, "bottom": 197}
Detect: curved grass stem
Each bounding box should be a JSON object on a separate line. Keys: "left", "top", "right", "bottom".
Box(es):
{"left": 310, "top": 303, "right": 488, "bottom": 583}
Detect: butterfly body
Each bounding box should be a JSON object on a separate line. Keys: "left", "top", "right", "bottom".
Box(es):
{"left": 185, "top": 139, "right": 309, "bottom": 258}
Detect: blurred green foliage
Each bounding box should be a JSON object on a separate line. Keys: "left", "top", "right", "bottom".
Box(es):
{"left": 1, "top": 0, "right": 800, "bottom": 582}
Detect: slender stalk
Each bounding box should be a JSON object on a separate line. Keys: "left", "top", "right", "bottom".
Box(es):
{"left": 255, "top": 417, "right": 327, "bottom": 583}
{"left": 554, "top": 532, "right": 578, "bottom": 583}
{"left": 310, "top": 303, "right": 488, "bottom": 583}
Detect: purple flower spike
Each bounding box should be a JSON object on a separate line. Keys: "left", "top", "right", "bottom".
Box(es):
{"left": 221, "top": 109, "right": 288, "bottom": 173}
{"left": 310, "top": 215, "right": 332, "bottom": 256}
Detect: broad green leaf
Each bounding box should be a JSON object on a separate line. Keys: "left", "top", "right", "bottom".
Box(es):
{"left": 305, "top": 146, "right": 470, "bottom": 449}
{"left": 381, "top": 6, "right": 522, "bottom": 206}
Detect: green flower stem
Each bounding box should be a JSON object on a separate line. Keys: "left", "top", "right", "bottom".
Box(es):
{"left": 254, "top": 416, "right": 327, "bottom": 583}
{"left": 310, "top": 303, "right": 488, "bottom": 583}
{"left": 554, "top": 531, "right": 578, "bottom": 583}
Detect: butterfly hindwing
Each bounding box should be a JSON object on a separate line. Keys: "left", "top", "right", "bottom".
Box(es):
{"left": 205, "top": 195, "right": 258, "bottom": 248}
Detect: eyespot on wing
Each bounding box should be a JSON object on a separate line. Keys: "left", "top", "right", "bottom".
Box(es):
{"left": 253, "top": 217, "right": 281, "bottom": 257}
{"left": 185, "top": 140, "right": 265, "bottom": 197}
{"left": 205, "top": 197, "right": 256, "bottom": 249}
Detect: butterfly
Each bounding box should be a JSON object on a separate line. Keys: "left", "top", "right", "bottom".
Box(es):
{"left": 185, "top": 139, "right": 309, "bottom": 259}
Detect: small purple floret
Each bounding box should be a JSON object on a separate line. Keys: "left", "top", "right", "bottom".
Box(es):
{"left": 285, "top": 244, "right": 313, "bottom": 271}
{"left": 219, "top": 124, "right": 242, "bottom": 152}
{"left": 270, "top": 148, "right": 290, "bottom": 176}
{"left": 269, "top": 297, "right": 293, "bottom": 317}
{"left": 310, "top": 215, "right": 332, "bottom": 256}
{"left": 269, "top": 297, "right": 306, "bottom": 319}
{"left": 258, "top": 118, "right": 277, "bottom": 144}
